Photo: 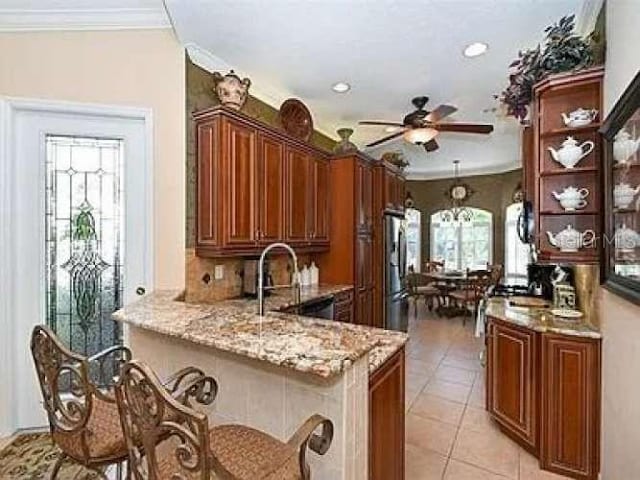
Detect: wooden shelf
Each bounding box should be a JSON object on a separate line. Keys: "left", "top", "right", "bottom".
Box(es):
{"left": 539, "top": 166, "right": 597, "bottom": 177}
{"left": 540, "top": 124, "right": 601, "bottom": 138}
{"left": 614, "top": 208, "right": 638, "bottom": 214}
{"left": 614, "top": 162, "right": 640, "bottom": 170}
{"left": 540, "top": 210, "right": 593, "bottom": 216}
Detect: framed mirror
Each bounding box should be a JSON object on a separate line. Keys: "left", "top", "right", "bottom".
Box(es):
{"left": 601, "top": 70, "right": 640, "bottom": 304}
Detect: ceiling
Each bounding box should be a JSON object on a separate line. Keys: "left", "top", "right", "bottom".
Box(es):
{"left": 1, "top": 0, "right": 599, "bottom": 179}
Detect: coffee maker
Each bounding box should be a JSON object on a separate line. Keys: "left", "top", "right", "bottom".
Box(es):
{"left": 242, "top": 259, "right": 274, "bottom": 298}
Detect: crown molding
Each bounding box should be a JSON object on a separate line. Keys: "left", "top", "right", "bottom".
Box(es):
{"left": 405, "top": 160, "right": 521, "bottom": 181}
{"left": 0, "top": 8, "right": 171, "bottom": 32}
{"left": 185, "top": 42, "right": 337, "bottom": 141}
{"left": 575, "top": 0, "right": 604, "bottom": 37}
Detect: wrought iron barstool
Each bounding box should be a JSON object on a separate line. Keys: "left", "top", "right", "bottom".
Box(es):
{"left": 30, "top": 325, "right": 216, "bottom": 479}
{"left": 115, "top": 359, "right": 334, "bottom": 480}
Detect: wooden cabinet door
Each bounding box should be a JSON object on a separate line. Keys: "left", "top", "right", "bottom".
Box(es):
{"left": 356, "top": 288, "right": 373, "bottom": 326}
{"left": 487, "top": 319, "right": 538, "bottom": 451}
{"left": 369, "top": 348, "right": 405, "bottom": 480}
{"left": 522, "top": 126, "right": 535, "bottom": 201}
{"left": 540, "top": 335, "right": 600, "bottom": 479}
{"left": 357, "top": 161, "right": 373, "bottom": 233}
{"left": 196, "top": 119, "right": 220, "bottom": 248}
{"left": 384, "top": 169, "right": 395, "bottom": 210}
{"left": 257, "top": 134, "right": 284, "bottom": 244}
{"left": 310, "top": 156, "right": 330, "bottom": 243}
{"left": 395, "top": 174, "right": 406, "bottom": 210}
{"left": 356, "top": 234, "right": 374, "bottom": 289}
{"left": 223, "top": 119, "right": 258, "bottom": 247}
{"left": 285, "top": 146, "right": 311, "bottom": 243}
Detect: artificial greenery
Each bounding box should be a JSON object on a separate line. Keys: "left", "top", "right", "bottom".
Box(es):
{"left": 497, "top": 15, "right": 594, "bottom": 122}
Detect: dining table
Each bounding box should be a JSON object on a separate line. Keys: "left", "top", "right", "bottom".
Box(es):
{"left": 424, "top": 270, "right": 488, "bottom": 318}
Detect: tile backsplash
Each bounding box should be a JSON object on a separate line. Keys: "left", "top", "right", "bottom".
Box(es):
{"left": 185, "top": 248, "right": 312, "bottom": 303}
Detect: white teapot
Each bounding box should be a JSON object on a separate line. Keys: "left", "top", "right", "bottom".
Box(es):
{"left": 552, "top": 186, "right": 589, "bottom": 211}
{"left": 561, "top": 108, "right": 598, "bottom": 127}
{"left": 613, "top": 129, "right": 640, "bottom": 164}
{"left": 546, "top": 225, "right": 595, "bottom": 252}
{"left": 613, "top": 182, "right": 640, "bottom": 209}
{"left": 615, "top": 224, "right": 640, "bottom": 253}
{"left": 548, "top": 137, "right": 595, "bottom": 169}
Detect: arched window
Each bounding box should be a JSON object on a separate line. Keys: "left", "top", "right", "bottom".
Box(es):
{"left": 504, "top": 202, "right": 530, "bottom": 284}
{"left": 430, "top": 208, "right": 492, "bottom": 271}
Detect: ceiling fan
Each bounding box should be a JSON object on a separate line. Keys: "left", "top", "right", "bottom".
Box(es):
{"left": 358, "top": 96, "right": 494, "bottom": 152}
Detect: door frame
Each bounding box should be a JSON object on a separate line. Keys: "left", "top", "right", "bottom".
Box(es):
{"left": 0, "top": 97, "right": 154, "bottom": 437}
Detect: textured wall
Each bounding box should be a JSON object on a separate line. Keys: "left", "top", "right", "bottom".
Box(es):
{"left": 185, "top": 59, "right": 336, "bottom": 302}
{"left": 599, "top": 1, "right": 640, "bottom": 478}
{"left": 407, "top": 169, "right": 522, "bottom": 267}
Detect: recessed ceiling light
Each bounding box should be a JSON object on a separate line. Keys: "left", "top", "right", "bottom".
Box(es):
{"left": 463, "top": 42, "right": 488, "bottom": 58}
{"left": 332, "top": 82, "right": 351, "bottom": 93}
{"left": 385, "top": 126, "right": 401, "bottom": 133}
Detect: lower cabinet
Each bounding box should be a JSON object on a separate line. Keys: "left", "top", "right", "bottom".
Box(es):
{"left": 333, "top": 289, "right": 354, "bottom": 323}
{"left": 486, "top": 320, "right": 538, "bottom": 451}
{"left": 540, "top": 334, "right": 601, "bottom": 480}
{"left": 486, "top": 317, "right": 600, "bottom": 480}
{"left": 369, "top": 348, "right": 405, "bottom": 480}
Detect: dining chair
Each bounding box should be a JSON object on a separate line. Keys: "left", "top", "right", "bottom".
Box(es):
{"left": 448, "top": 269, "right": 492, "bottom": 325}
{"left": 407, "top": 267, "right": 441, "bottom": 317}
{"left": 487, "top": 264, "right": 504, "bottom": 287}
{"left": 115, "top": 359, "right": 334, "bottom": 480}
{"left": 30, "top": 325, "right": 216, "bottom": 479}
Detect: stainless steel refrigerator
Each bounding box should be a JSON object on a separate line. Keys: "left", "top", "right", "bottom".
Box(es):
{"left": 384, "top": 213, "right": 409, "bottom": 332}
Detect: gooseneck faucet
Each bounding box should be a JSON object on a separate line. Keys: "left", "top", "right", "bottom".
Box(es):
{"left": 258, "top": 242, "right": 300, "bottom": 316}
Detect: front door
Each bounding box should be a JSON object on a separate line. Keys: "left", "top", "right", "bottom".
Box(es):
{"left": 7, "top": 103, "right": 151, "bottom": 432}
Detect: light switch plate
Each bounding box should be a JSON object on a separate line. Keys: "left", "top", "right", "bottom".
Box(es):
{"left": 214, "top": 265, "right": 224, "bottom": 280}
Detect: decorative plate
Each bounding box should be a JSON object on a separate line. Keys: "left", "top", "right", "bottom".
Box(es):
{"left": 278, "top": 98, "right": 313, "bottom": 142}
{"left": 551, "top": 308, "right": 584, "bottom": 319}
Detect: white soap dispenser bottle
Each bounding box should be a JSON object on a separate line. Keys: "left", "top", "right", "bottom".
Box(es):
{"left": 300, "top": 264, "right": 310, "bottom": 287}
{"left": 309, "top": 261, "right": 319, "bottom": 285}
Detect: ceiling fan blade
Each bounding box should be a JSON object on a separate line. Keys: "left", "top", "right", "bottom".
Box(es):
{"left": 365, "top": 130, "right": 405, "bottom": 147}
{"left": 425, "top": 105, "right": 458, "bottom": 123}
{"left": 433, "top": 123, "right": 494, "bottom": 134}
{"left": 358, "top": 121, "right": 406, "bottom": 127}
{"left": 424, "top": 139, "right": 439, "bottom": 152}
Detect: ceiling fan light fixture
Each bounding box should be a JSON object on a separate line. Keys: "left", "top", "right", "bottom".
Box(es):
{"left": 331, "top": 82, "right": 351, "bottom": 93}
{"left": 404, "top": 127, "right": 438, "bottom": 145}
{"left": 463, "top": 42, "right": 488, "bottom": 58}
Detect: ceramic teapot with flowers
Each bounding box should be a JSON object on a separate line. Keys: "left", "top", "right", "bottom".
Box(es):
{"left": 561, "top": 108, "right": 598, "bottom": 127}
{"left": 552, "top": 186, "right": 589, "bottom": 211}
{"left": 615, "top": 224, "right": 640, "bottom": 253}
{"left": 613, "top": 182, "right": 640, "bottom": 209}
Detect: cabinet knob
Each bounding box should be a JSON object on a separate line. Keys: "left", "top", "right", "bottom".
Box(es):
{"left": 136, "top": 286, "right": 146, "bottom": 296}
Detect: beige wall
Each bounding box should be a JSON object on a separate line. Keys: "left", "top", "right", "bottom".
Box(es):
{"left": 599, "top": 1, "right": 640, "bottom": 478}
{"left": 407, "top": 169, "right": 522, "bottom": 267}
{"left": 0, "top": 29, "right": 185, "bottom": 289}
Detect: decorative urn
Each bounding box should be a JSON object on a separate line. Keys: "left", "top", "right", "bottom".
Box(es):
{"left": 552, "top": 186, "right": 589, "bottom": 211}
{"left": 546, "top": 225, "right": 595, "bottom": 252}
{"left": 561, "top": 108, "right": 598, "bottom": 127}
{"left": 615, "top": 224, "right": 640, "bottom": 253}
{"left": 333, "top": 128, "right": 358, "bottom": 154}
{"left": 212, "top": 70, "right": 251, "bottom": 110}
{"left": 548, "top": 136, "right": 595, "bottom": 169}
{"left": 613, "top": 129, "right": 640, "bottom": 164}
{"left": 613, "top": 182, "right": 640, "bottom": 209}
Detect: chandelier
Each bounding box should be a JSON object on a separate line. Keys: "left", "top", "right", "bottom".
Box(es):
{"left": 440, "top": 160, "right": 474, "bottom": 223}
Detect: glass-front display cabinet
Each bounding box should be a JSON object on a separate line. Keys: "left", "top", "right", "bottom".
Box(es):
{"left": 601, "top": 70, "right": 640, "bottom": 303}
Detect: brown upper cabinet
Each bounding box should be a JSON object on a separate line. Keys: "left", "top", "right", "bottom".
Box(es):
{"left": 194, "top": 107, "right": 330, "bottom": 257}
{"left": 383, "top": 163, "right": 406, "bottom": 212}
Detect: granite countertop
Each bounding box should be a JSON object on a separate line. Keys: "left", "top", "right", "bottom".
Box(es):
{"left": 485, "top": 297, "right": 601, "bottom": 339}
{"left": 113, "top": 288, "right": 408, "bottom": 378}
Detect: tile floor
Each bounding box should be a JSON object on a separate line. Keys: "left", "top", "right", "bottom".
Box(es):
{"left": 404, "top": 303, "right": 569, "bottom": 480}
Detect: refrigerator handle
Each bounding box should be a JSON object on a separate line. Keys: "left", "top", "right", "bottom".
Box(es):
{"left": 398, "top": 228, "right": 406, "bottom": 281}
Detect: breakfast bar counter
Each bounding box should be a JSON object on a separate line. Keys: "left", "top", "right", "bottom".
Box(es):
{"left": 113, "top": 289, "right": 407, "bottom": 480}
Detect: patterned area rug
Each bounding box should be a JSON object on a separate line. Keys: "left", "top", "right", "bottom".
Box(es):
{"left": 0, "top": 433, "right": 103, "bottom": 479}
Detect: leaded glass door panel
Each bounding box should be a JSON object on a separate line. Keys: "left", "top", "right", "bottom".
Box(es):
{"left": 45, "top": 136, "right": 124, "bottom": 385}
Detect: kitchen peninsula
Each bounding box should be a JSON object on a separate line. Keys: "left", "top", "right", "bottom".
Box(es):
{"left": 113, "top": 286, "right": 407, "bottom": 480}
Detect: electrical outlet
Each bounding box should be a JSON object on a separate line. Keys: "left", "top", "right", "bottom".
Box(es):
{"left": 214, "top": 264, "right": 224, "bottom": 280}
